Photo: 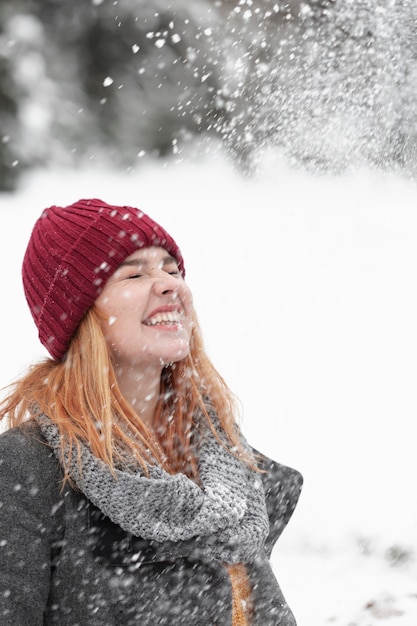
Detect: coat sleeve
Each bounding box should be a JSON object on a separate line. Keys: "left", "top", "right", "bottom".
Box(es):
{"left": 0, "top": 424, "right": 64, "bottom": 625}
{"left": 258, "top": 454, "right": 303, "bottom": 558}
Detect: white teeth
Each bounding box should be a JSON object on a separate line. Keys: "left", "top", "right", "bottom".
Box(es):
{"left": 144, "top": 311, "right": 181, "bottom": 325}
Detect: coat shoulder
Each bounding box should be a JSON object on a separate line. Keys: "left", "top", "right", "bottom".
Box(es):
{"left": 256, "top": 451, "right": 303, "bottom": 556}
{"left": 0, "top": 421, "right": 62, "bottom": 493}
{"left": 0, "top": 423, "right": 68, "bottom": 624}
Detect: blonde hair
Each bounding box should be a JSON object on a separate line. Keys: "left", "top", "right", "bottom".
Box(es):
{"left": 0, "top": 307, "right": 251, "bottom": 481}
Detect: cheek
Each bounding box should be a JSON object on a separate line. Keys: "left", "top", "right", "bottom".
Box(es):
{"left": 97, "top": 302, "right": 135, "bottom": 345}
{"left": 102, "top": 320, "right": 142, "bottom": 359}
{"left": 100, "top": 319, "right": 121, "bottom": 348}
{"left": 181, "top": 284, "right": 194, "bottom": 314}
{"left": 98, "top": 287, "right": 141, "bottom": 320}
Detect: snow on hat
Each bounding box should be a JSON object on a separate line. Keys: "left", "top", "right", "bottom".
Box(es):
{"left": 22, "top": 198, "right": 185, "bottom": 361}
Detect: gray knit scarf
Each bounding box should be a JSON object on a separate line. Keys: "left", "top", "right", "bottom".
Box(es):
{"left": 35, "top": 411, "right": 269, "bottom": 564}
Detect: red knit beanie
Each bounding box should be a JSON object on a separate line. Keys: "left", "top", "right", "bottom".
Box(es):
{"left": 22, "top": 198, "right": 185, "bottom": 361}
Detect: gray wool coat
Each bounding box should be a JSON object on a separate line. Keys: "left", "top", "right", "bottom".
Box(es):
{"left": 0, "top": 423, "right": 303, "bottom": 626}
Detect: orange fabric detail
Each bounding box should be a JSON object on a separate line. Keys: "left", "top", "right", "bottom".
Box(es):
{"left": 225, "top": 563, "right": 253, "bottom": 626}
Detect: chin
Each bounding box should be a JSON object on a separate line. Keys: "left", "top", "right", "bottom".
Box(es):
{"left": 160, "top": 346, "right": 190, "bottom": 366}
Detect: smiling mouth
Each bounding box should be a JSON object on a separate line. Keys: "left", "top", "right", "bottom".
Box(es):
{"left": 143, "top": 311, "right": 182, "bottom": 326}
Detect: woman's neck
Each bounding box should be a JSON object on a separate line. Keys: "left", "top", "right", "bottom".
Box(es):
{"left": 114, "top": 363, "right": 162, "bottom": 428}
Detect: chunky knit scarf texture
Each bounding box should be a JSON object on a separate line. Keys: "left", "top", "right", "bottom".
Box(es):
{"left": 36, "top": 411, "right": 269, "bottom": 564}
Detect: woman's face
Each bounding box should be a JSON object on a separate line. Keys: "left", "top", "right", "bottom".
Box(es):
{"left": 94, "top": 246, "right": 193, "bottom": 370}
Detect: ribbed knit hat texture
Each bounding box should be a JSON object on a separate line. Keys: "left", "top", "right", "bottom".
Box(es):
{"left": 22, "top": 198, "right": 185, "bottom": 361}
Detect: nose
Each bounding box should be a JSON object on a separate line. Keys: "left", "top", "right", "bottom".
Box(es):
{"left": 151, "top": 270, "right": 181, "bottom": 297}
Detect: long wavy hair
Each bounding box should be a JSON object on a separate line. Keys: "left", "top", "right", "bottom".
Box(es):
{"left": 0, "top": 307, "right": 252, "bottom": 482}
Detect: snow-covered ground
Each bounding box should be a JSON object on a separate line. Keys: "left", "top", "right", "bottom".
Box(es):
{"left": 1, "top": 153, "right": 416, "bottom": 625}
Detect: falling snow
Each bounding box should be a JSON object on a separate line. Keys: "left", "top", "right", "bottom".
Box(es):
{"left": 1, "top": 0, "right": 417, "bottom": 622}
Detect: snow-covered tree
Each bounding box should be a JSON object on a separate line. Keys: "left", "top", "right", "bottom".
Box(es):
{"left": 1, "top": 0, "right": 417, "bottom": 190}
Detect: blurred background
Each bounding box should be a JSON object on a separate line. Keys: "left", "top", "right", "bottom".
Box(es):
{"left": 2, "top": 0, "right": 417, "bottom": 190}
{"left": 1, "top": 2, "right": 417, "bottom": 625}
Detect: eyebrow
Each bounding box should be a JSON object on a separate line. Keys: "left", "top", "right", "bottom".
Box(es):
{"left": 119, "top": 254, "right": 178, "bottom": 269}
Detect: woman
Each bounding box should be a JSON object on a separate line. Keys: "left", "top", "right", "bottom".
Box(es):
{"left": 0, "top": 198, "right": 302, "bottom": 625}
